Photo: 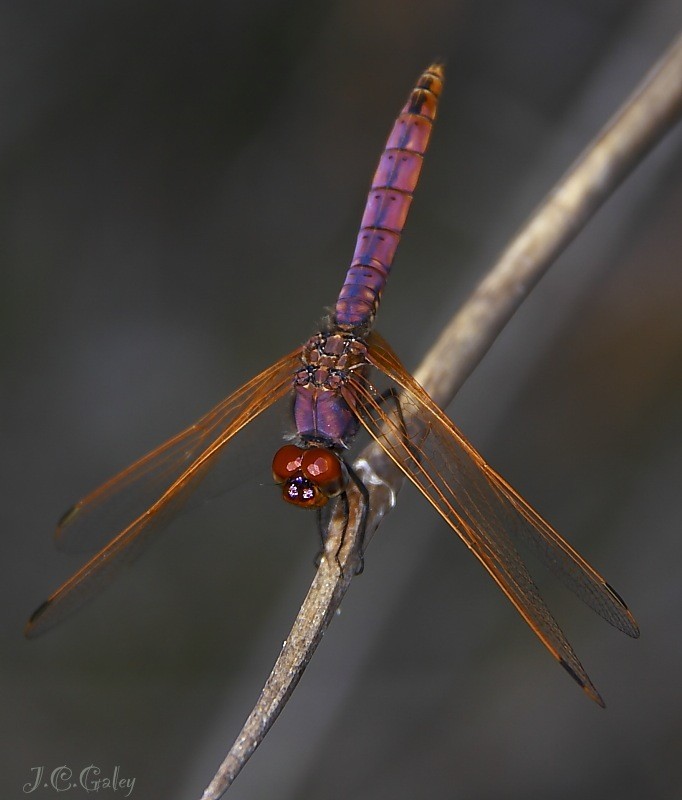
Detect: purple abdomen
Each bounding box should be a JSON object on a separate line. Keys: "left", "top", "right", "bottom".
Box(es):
{"left": 334, "top": 64, "right": 444, "bottom": 330}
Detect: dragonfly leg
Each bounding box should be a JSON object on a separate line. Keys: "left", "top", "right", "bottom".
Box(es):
{"left": 313, "top": 507, "right": 328, "bottom": 569}
{"left": 313, "top": 497, "right": 350, "bottom": 570}
{"left": 377, "top": 387, "right": 419, "bottom": 457}
{"left": 343, "top": 463, "right": 370, "bottom": 575}
{"left": 316, "top": 388, "right": 409, "bottom": 575}
{"left": 314, "top": 468, "right": 369, "bottom": 577}
{"left": 378, "top": 387, "right": 406, "bottom": 421}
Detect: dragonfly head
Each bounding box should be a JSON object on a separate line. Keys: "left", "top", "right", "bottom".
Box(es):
{"left": 272, "top": 444, "right": 346, "bottom": 509}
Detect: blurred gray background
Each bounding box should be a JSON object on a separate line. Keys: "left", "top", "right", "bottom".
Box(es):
{"left": 4, "top": 1, "right": 682, "bottom": 798}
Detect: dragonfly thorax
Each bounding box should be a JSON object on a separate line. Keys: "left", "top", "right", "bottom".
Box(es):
{"left": 292, "top": 330, "right": 370, "bottom": 449}
{"left": 294, "top": 331, "right": 368, "bottom": 390}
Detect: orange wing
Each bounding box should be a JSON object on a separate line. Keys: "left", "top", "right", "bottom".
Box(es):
{"left": 26, "top": 350, "right": 301, "bottom": 638}
{"left": 346, "top": 333, "right": 639, "bottom": 706}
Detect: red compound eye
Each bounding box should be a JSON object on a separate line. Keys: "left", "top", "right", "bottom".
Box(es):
{"left": 273, "top": 445, "right": 345, "bottom": 505}
{"left": 301, "top": 448, "right": 345, "bottom": 497}
{"left": 272, "top": 445, "right": 304, "bottom": 483}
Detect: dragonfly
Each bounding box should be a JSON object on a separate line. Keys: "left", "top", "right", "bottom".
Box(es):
{"left": 26, "top": 64, "right": 638, "bottom": 706}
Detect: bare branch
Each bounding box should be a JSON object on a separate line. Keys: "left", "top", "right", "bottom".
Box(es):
{"left": 199, "top": 31, "right": 682, "bottom": 799}
{"left": 199, "top": 485, "right": 372, "bottom": 800}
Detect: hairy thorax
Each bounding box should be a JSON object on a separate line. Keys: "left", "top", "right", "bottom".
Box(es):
{"left": 293, "top": 331, "right": 370, "bottom": 447}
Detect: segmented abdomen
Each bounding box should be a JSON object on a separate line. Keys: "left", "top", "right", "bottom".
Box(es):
{"left": 334, "top": 63, "right": 444, "bottom": 330}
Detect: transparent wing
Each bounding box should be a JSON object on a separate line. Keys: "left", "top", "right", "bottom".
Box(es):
{"left": 346, "top": 333, "right": 639, "bottom": 705}
{"left": 26, "top": 349, "right": 300, "bottom": 638}
{"left": 54, "top": 354, "right": 299, "bottom": 555}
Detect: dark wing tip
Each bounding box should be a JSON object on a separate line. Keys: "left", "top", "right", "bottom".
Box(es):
{"left": 559, "top": 658, "right": 605, "bottom": 708}
{"left": 24, "top": 599, "right": 50, "bottom": 639}
{"left": 57, "top": 503, "right": 78, "bottom": 530}
{"left": 605, "top": 581, "right": 640, "bottom": 638}
{"left": 57, "top": 503, "right": 79, "bottom": 531}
